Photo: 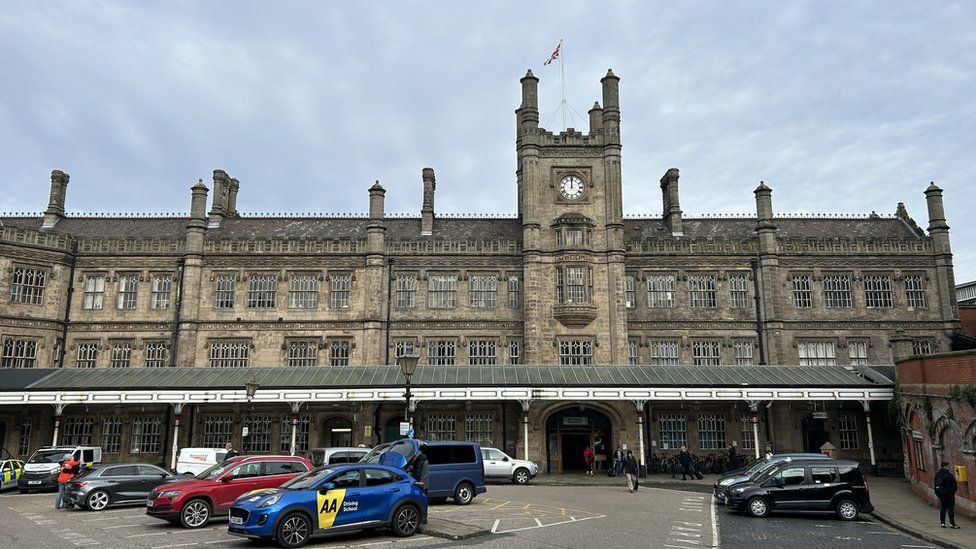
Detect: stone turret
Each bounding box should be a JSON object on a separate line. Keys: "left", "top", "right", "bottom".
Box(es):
{"left": 660, "top": 168, "right": 683, "bottom": 236}
{"left": 600, "top": 69, "right": 620, "bottom": 143}
{"left": 42, "top": 170, "right": 69, "bottom": 229}
{"left": 925, "top": 182, "right": 950, "bottom": 253}
{"left": 517, "top": 69, "right": 539, "bottom": 134}
{"left": 421, "top": 168, "right": 436, "bottom": 236}
{"left": 186, "top": 179, "right": 209, "bottom": 254}
{"left": 588, "top": 102, "right": 603, "bottom": 134}
{"left": 367, "top": 181, "right": 386, "bottom": 256}
{"left": 923, "top": 182, "right": 958, "bottom": 325}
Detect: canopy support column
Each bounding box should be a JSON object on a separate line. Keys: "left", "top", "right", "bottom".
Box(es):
{"left": 518, "top": 400, "right": 532, "bottom": 461}
{"left": 748, "top": 401, "right": 761, "bottom": 459}
{"left": 52, "top": 403, "right": 66, "bottom": 446}
{"left": 289, "top": 402, "right": 302, "bottom": 456}
{"left": 170, "top": 403, "right": 184, "bottom": 470}
{"left": 862, "top": 401, "right": 877, "bottom": 475}
{"left": 633, "top": 400, "right": 647, "bottom": 477}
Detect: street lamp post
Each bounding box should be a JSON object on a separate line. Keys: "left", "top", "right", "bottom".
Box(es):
{"left": 398, "top": 355, "right": 419, "bottom": 435}
{"left": 244, "top": 376, "right": 260, "bottom": 453}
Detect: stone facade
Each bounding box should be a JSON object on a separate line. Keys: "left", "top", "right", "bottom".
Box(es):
{"left": 0, "top": 70, "right": 962, "bottom": 473}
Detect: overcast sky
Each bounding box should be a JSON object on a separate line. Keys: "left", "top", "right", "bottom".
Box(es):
{"left": 1, "top": 1, "right": 973, "bottom": 280}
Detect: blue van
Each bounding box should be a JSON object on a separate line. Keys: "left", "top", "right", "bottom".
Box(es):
{"left": 362, "top": 439, "right": 486, "bottom": 505}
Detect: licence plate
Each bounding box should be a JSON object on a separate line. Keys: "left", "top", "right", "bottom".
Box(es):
{"left": 229, "top": 517, "right": 243, "bottom": 525}
{"left": 28, "top": 480, "right": 41, "bottom": 485}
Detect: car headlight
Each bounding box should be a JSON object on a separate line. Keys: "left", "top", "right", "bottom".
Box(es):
{"left": 718, "top": 478, "right": 734, "bottom": 486}
{"left": 158, "top": 490, "right": 182, "bottom": 498}
{"left": 732, "top": 487, "right": 746, "bottom": 494}
{"left": 255, "top": 493, "right": 283, "bottom": 507}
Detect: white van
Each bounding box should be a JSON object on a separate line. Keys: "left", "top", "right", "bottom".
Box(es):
{"left": 175, "top": 448, "right": 228, "bottom": 476}
{"left": 18, "top": 446, "right": 102, "bottom": 493}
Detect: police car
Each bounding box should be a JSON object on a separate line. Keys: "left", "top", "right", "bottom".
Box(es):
{"left": 1, "top": 459, "right": 25, "bottom": 491}
{"left": 227, "top": 463, "right": 427, "bottom": 548}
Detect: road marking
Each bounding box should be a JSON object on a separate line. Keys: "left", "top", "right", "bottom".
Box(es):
{"left": 125, "top": 527, "right": 223, "bottom": 539}
{"left": 710, "top": 494, "right": 719, "bottom": 549}
{"left": 491, "top": 519, "right": 500, "bottom": 533}
{"left": 900, "top": 546, "right": 936, "bottom": 548}
{"left": 534, "top": 518, "right": 543, "bottom": 527}
{"left": 152, "top": 544, "right": 199, "bottom": 549}
{"left": 491, "top": 514, "right": 605, "bottom": 534}
{"left": 83, "top": 514, "right": 146, "bottom": 522}
{"left": 489, "top": 500, "right": 510, "bottom": 510}
{"left": 101, "top": 523, "right": 144, "bottom": 529}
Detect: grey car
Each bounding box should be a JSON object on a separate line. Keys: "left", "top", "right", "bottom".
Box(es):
{"left": 63, "top": 463, "right": 176, "bottom": 511}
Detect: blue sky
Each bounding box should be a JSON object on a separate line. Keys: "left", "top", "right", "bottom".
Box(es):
{"left": 1, "top": 1, "right": 973, "bottom": 281}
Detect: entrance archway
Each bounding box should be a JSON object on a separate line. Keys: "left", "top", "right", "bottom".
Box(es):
{"left": 322, "top": 417, "right": 352, "bottom": 447}
{"left": 801, "top": 415, "right": 828, "bottom": 453}
{"left": 545, "top": 407, "right": 612, "bottom": 474}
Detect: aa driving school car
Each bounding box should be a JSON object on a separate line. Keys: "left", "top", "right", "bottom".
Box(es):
{"left": 227, "top": 463, "right": 427, "bottom": 548}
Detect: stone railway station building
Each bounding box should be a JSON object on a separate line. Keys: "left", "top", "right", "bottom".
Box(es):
{"left": 0, "top": 70, "right": 962, "bottom": 475}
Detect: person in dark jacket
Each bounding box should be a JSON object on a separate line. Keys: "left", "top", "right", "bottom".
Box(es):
{"left": 934, "top": 461, "right": 959, "bottom": 529}
{"left": 623, "top": 450, "right": 639, "bottom": 492}
{"left": 612, "top": 447, "right": 624, "bottom": 477}
{"left": 223, "top": 442, "right": 239, "bottom": 460}
{"left": 409, "top": 447, "right": 430, "bottom": 494}
{"left": 679, "top": 446, "right": 694, "bottom": 480}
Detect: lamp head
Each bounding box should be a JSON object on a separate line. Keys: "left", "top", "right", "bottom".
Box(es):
{"left": 399, "top": 354, "right": 420, "bottom": 377}
{"left": 244, "top": 376, "right": 260, "bottom": 399}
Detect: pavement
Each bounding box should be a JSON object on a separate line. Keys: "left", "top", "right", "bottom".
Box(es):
{"left": 867, "top": 476, "right": 974, "bottom": 549}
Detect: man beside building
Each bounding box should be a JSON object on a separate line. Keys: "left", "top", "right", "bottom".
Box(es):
{"left": 934, "top": 461, "right": 960, "bottom": 529}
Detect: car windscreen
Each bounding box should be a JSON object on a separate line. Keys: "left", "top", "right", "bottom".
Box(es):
{"left": 362, "top": 440, "right": 415, "bottom": 464}
{"left": 194, "top": 461, "right": 235, "bottom": 480}
{"left": 281, "top": 467, "right": 337, "bottom": 490}
{"left": 750, "top": 460, "right": 787, "bottom": 482}
{"left": 28, "top": 450, "right": 68, "bottom": 464}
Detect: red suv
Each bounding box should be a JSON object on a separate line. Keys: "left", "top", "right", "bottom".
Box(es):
{"left": 147, "top": 455, "right": 313, "bottom": 528}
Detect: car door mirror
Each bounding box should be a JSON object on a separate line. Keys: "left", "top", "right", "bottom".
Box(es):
{"left": 160, "top": 473, "right": 169, "bottom": 479}
{"left": 773, "top": 477, "right": 784, "bottom": 487}
{"left": 502, "top": 457, "right": 509, "bottom": 462}
{"left": 318, "top": 482, "right": 335, "bottom": 494}
{"left": 220, "top": 475, "right": 236, "bottom": 482}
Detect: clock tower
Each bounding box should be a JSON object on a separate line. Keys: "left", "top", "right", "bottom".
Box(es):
{"left": 516, "top": 69, "right": 628, "bottom": 365}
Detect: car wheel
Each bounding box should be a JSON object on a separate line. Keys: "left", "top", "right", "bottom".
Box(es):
{"left": 513, "top": 468, "right": 531, "bottom": 485}
{"left": 85, "top": 490, "right": 111, "bottom": 511}
{"left": 746, "top": 496, "right": 770, "bottom": 518}
{"left": 180, "top": 498, "right": 212, "bottom": 529}
{"left": 275, "top": 512, "right": 311, "bottom": 548}
{"left": 835, "top": 499, "right": 860, "bottom": 521}
{"left": 391, "top": 504, "right": 421, "bottom": 537}
{"left": 454, "top": 482, "right": 474, "bottom": 505}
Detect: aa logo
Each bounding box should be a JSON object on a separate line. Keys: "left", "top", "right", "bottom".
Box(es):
{"left": 316, "top": 489, "right": 346, "bottom": 529}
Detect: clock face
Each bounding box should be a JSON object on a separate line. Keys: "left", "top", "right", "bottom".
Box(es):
{"left": 559, "top": 175, "right": 584, "bottom": 200}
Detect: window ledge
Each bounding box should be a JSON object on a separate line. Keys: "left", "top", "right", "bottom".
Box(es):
{"left": 553, "top": 303, "right": 597, "bottom": 327}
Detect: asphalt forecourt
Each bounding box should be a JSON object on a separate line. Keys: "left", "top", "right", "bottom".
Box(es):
{"left": 0, "top": 491, "right": 439, "bottom": 549}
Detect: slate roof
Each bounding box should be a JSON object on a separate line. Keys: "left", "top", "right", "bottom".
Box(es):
{"left": 0, "top": 364, "right": 892, "bottom": 392}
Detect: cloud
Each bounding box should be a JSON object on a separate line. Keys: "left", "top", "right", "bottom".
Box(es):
{"left": 0, "top": 1, "right": 973, "bottom": 279}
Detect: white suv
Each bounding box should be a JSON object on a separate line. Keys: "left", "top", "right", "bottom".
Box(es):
{"left": 481, "top": 447, "right": 539, "bottom": 484}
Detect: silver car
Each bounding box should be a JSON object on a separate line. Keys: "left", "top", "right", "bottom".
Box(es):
{"left": 481, "top": 447, "right": 538, "bottom": 484}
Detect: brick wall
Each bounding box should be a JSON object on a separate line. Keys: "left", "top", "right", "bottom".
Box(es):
{"left": 960, "top": 305, "right": 976, "bottom": 339}
{"left": 896, "top": 350, "right": 976, "bottom": 517}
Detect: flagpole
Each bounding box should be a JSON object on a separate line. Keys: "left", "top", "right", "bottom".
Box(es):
{"left": 559, "top": 39, "right": 567, "bottom": 131}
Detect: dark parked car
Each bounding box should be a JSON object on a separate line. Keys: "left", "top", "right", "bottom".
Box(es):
{"left": 64, "top": 463, "right": 177, "bottom": 511}
{"left": 714, "top": 453, "right": 830, "bottom": 504}
{"left": 726, "top": 459, "right": 873, "bottom": 520}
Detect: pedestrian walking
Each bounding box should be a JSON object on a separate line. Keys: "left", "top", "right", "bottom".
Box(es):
{"left": 223, "top": 442, "right": 239, "bottom": 460}
{"left": 583, "top": 446, "right": 595, "bottom": 476}
{"left": 679, "top": 446, "right": 694, "bottom": 481}
{"left": 934, "top": 461, "right": 960, "bottom": 529}
{"left": 612, "top": 447, "right": 624, "bottom": 477}
{"left": 54, "top": 453, "right": 80, "bottom": 510}
{"left": 624, "top": 450, "right": 639, "bottom": 493}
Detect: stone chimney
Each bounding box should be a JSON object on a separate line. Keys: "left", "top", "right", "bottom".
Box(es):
{"left": 186, "top": 179, "right": 209, "bottom": 254}
{"left": 226, "top": 178, "right": 240, "bottom": 218}
{"left": 600, "top": 69, "right": 620, "bottom": 144}
{"left": 588, "top": 102, "right": 603, "bottom": 134}
{"left": 517, "top": 69, "right": 539, "bottom": 134}
{"left": 42, "top": 170, "right": 69, "bottom": 229}
{"left": 421, "top": 168, "right": 436, "bottom": 236}
{"left": 367, "top": 181, "right": 386, "bottom": 257}
{"left": 754, "top": 181, "right": 775, "bottom": 230}
{"left": 208, "top": 169, "right": 230, "bottom": 228}
{"left": 660, "top": 168, "right": 683, "bottom": 236}
{"left": 924, "top": 182, "right": 950, "bottom": 254}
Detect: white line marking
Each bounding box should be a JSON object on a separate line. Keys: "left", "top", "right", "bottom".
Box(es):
{"left": 490, "top": 519, "right": 500, "bottom": 533}
{"left": 900, "top": 546, "right": 936, "bottom": 548}
{"left": 152, "top": 544, "right": 199, "bottom": 549}
{"left": 203, "top": 540, "right": 239, "bottom": 544}
{"left": 493, "top": 514, "right": 605, "bottom": 534}
{"left": 534, "top": 518, "right": 543, "bottom": 527}
{"left": 83, "top": 514, "right": 146, "bottom": 522}
{"left": 101, "top": 524, "right": 143, "bottom": 529}
{"left": 710, "top": 493, "right": 720, "bottom": 549}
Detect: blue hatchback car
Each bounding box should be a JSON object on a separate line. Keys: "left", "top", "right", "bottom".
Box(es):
{"left": 227, "top": 464, "right": 427, "bottom": 548}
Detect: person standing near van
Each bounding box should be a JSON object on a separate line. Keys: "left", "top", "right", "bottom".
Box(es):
{"left": 409, "top": 447, "right": 430, "bottom": 495}
{"left": 934, "top": 461, "right": 960, "bottom": 529}
{"left": 224, "top": 442, "right": 239, "bottom": 460}
{"left": 54, "top": 453, "right": 79, "bottom": 510}
{"left": 679, "top": 446, "right": 693, "bottom": 480}
{"left": 583, "top": 446, "right": 595, "bottom": 477}
{"left": 624, "top": 450, "right": 638, "bottom": 492}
